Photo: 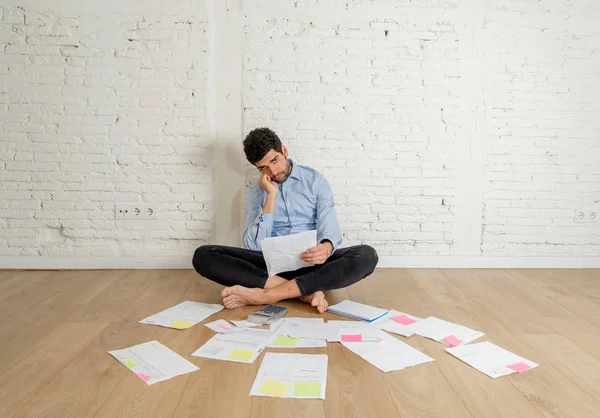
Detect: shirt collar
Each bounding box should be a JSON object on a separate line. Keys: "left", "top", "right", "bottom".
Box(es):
{"left": 288, "top": 159, "right": 301, "bottom": 181}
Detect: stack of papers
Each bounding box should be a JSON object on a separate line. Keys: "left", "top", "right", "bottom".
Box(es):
{"left": 250, "top": 353, "right": 328, "bottom": 399}
{"left": 139, "top": 301, "right": 223, "bottom": 330}
{"left": 341, "top": 332, "right": 434, "bottom": 373}
{"left": 446, "top": 341, "right": 539, "bottom": 378}
{"left": 109, "top": 341, "right": 199, "bottom": 385}
{"left": 327, "top": 300, "right": 389, "bottom": 322}
{"left": 261, "top": 230, "right": 317, "bottom": 277}
{"left": 416, "top": 317, "right": 484, "bottom": 346}
{"left": 192, "top": 332, "right": 268, "bottom": 364}
{"left": 371, "top": 310, "right": 424, "bottom": 337}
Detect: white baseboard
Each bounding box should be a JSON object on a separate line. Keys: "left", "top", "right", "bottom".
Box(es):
{"left": 1, "top": 255, "right": 600, "bottom": 270}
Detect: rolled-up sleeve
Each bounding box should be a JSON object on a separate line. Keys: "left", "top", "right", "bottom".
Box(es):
{"left": 315, "top": 176, "right": 342, "bottom": 253}
{"left": 242, "top": 185, "right": 273, "bottom": 251}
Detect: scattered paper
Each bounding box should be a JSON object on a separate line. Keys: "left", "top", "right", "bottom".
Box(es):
{"left": 232, "top": 320, "right": 261, "bottom": 328}
{"left": 327, "top": 300, "right": 388, "bottom": 322}
{"left": 109, "top": 341, "right": 199, "bottom": 385}
{"left": 274, "top": 318, "right": 327, "bottom": 340}
{"left": 205, "top": 319, "right": 235, "bottom": 333}
{"left": 261, "top": 230, "right": 317, "bottom": 277}
{"left": 416, "top": 317, "right": 484, "bottom": 346}
{"left": 250, "top": 353, "right": 328, "bottom": 399}
{"left": 445, "top": 341, "right": 539, "bottom": 378}
{"left": 139, "top": 301, "right": 223, "bottom": 329}
{"left": 192, "top": 332, "right": 267, "bottom": 364}
{"left": 341, "top": 332, "right": 434, "bottom": 373}
{"left": 371, "top": 310, "right": 424, "bottom": 337}
{"left": 267, "top": 335, "right": 326, "bottom": 348}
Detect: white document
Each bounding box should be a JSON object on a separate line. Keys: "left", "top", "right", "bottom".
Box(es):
{"left": 261, "top": 230, "right": 317, "bottom": 277}
{"left": 416, "top": 317, "right": 484, "bottom": 346}
{"left": 327, "top": 300, "right": 389, "bottom": 322}
{"left": 191, "top": 332, "right": 268, "bottom": 364}
{"left": 341, "top": 332, "right": 435, "bottom": 373}
{"left": 267, "top": 334, "right": 327, "bottom": 348}
{"left": 232, "top": 319, "right": 261, "bottom": 328}
{"left": 204, "top": 319, "right": 235, "bottom": 333}
{"left": 109, "top": 341, "right": 199, "bottom": 385}
{"left": 250, "top": 353, "right": 328, "bottom": 399}
{"left": 274, "top": 318, "right": 327, "bottom": 340}
{"left": 139, "top": 301, "right": 223, "bottom": 329}
{"left": 446, "top": 341, "right": 539, "bottom": 378}
{"left": 324, "top": 320, "right": 378, "bottom": 342}
{"left": 371, "top": 310, "right": 424, "bottom": 337}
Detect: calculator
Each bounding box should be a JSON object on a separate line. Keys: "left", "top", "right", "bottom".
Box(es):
{"left": 247, "top": 305, "right": 288, "bottom": 324}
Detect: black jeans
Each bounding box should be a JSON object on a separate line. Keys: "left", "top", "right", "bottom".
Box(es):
{"left": 192, "top": 244, "right": 378, "bottom": 296}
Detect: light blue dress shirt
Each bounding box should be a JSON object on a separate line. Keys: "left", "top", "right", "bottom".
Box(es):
{"left": 242, "top": 161, "right": 343, "bottom": 253}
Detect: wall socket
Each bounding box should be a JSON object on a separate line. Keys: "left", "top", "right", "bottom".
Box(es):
{"left": 115, "top": 203, "right": 157, "bottom": 220}
{"left": 574, "top": 207, "right": 598, "bottom": 223}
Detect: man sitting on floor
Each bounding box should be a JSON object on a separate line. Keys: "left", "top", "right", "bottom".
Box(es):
{"left": 192, "top": 127, "right": 378, "bottom": 313}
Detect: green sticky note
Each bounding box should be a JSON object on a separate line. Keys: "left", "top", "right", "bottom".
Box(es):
{"left": 258, "top": 380, "right": 292, "bottom": 397}
{"left": 273, "top": 335, "right": 298, "bottom": 347}
{"left": 293, "top": 382, "right": 322, "bottom": 397}
{"left": 227, "top": 349, "right": 256, "bottom": 362}
{"left": 123, "top": 359, "right": 136, "bottom": 369}
{"left": 169, "top": 320, "right": 195, "bottom": 329}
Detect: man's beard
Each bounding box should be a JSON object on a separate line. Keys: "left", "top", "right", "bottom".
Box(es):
{"left": 272, "top": 158, "right": 292, "bottom": 183}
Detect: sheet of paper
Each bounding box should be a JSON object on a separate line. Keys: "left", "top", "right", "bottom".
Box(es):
{"left": 323, "top": 320, "right": 378, "bottom": 342}
{"left": 327, "top": 300, "right": 388, "bottom": 322}
{"left": 250, "top": 353, "right": 328, "bottom": 399}
{"left": 232, "top": 320, "right": 261, "bottom": 328}
{"left": 341, "top": 332, "right": 435, "bottom": 373}
{"left": 191, "top": 332, "right": 268, "bottom": 364}
{"left": 416, "top": 317, "right": 484, "bottom": 346}
{"left": 371, "top": 310, "right": 424, "bottom": 337}
{"left": 446, "top": 341, "right": 539, "bottom": 378}
{"left": 273, "top": 318, "right": 327, "bottom": 340}
{"left": 261, "top": 230, "right": 317, "bottom": 277}
{"left": 267, "top": 335, "right": 327, "bottom": 348}
{"left": 139, "top": 301, "right": 224, "bottom": 329}
{"left": 109, "top": 341, "right": 199, "bottom": 385}
{"left": 204, "top": 319, "right": 235, "bottom": 333}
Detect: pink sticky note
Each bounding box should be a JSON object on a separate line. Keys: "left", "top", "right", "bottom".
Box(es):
{"left": 137, "top": 373, "right": 151, "bottom": 382}
{"left": 445, "top": 335, "right": 463, "bottom": 347}
{"left": 218, "top": 324, "right": 230, "bottom": 331}
{"left": 341, "top": 334, "right": 363, "bottom": 342}
{"left": 507, "top": 362, "right": 532, "bottom": 373}
{"left": 392, "top": 314, "right": 417, "bottom": 326}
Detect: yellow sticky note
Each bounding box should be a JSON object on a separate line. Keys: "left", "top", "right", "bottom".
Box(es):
{"left": 274, "top": 336, "right": 298, "bottom": 347}
{"left": 123, "top": 359, "right": 136, "bottom": 369}
{"left": 169, "top": 320, "right": 195, "bottom": 329}
{"left": 258, "top": 380, "right": 292, "bottom": 397}
{"left": 227, "top": 349, "right": 256, "bottom": 362}
{"left": 293, "top": 381, "right": 322, "bottom": 397}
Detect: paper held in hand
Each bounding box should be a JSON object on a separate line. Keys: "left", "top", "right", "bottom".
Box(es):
{"left": 261, "top": 230, "right": 317, "bottom": 277}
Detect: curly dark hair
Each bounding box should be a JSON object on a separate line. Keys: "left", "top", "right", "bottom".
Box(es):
{"left": 243, "top": 127, "right": 283, "bottom": 165}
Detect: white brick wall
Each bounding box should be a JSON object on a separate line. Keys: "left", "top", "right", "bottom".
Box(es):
{"left": 243, "top": 0, "right": 600, "bottom": 258}
{"left": 1, "top": 0, "right": 599, "bottom": 264}
{"left": 0, "top": 3, "right": 214, "bottom": 257}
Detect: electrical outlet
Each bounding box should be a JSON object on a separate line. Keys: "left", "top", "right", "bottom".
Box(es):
{"left": 115, "top": 203, "right": 157, "bottom": 220}
{"left": 574, "top": 207, "right": 598, "bottom": 223}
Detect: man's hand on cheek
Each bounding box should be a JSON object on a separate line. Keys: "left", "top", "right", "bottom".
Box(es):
{"left": 300, "top": 242, "right": 333, "bottom": 265}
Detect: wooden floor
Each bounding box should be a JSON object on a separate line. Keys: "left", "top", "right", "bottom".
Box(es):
{"left": 1, "top": 268, "right": 600, "bottom": 418}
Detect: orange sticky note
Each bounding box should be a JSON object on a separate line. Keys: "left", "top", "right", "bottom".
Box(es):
{"left": 258, "top": 380, "right": 292, "bottom": 397}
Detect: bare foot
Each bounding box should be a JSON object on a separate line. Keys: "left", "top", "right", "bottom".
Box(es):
{"left": 221, "top": 285, "right": 270, "bottom": 309}
{"left": 299, "top": 291, "right": 328, "bottom": 313}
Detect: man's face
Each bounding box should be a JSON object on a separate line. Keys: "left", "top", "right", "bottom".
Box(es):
{"left": 255, "top": 146, "right": 291, "bottom": 183}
